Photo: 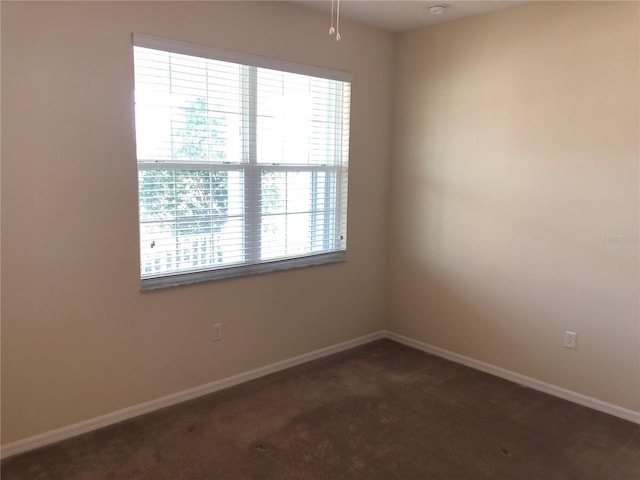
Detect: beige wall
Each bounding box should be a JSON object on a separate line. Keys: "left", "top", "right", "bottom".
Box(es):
{"left": 0, "top": 1, "right": 394, "bottom": 444}
{"left": 390, "top": 1, "right": 639, "bottom": 411}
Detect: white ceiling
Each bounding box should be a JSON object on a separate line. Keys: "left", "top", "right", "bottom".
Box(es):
{"left": 293, "top": 0, "right": 525, "bottom": 33}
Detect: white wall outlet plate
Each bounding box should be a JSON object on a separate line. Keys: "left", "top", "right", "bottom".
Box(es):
{"left": 563, "top": 331, "right": 577, "bottom": 349}
{"left": 213, "top": 323, "right": 223, "bottom": 342}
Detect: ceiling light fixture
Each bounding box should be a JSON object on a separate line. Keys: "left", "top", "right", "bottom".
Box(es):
{"left": 429, "top": 4, "right": 447, "bottom": 15}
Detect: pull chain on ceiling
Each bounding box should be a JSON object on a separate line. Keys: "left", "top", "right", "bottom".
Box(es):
{"left": 329, "top": 0, "right": 341, "bottom": 41}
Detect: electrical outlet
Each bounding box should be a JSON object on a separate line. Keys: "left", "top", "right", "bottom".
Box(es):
{"left": 563, "top": 331, "right": 577, "bottom": 349}
{"left": 213, "top": 323, "right": 222, "bottom": 342}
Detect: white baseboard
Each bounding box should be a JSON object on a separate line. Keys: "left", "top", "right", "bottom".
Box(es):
{"left": 0, "top": 331, "right": 385, "bottom": 459}
{"left": 3, "top": 329, "right": 638, "bottom": 459}
{"left": 384, "top": 330, "right": 640, "bottom": 425}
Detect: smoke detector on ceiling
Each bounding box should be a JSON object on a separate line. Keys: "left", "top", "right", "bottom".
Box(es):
{"left": 428, "top": 4, "right": 448, "bottom": 15}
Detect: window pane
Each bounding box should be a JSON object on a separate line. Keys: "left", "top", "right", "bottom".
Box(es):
{"left": 139, "top": 169, "right": 244, "bottom": 277}
{"left": 260, "top": 170, "right": 337, "bottom": 261}
{"left": 256, "top": 69, "right": 348, "bottom": 166}
{"left": 134, "top": 48, "right": 243, "bottom": 164}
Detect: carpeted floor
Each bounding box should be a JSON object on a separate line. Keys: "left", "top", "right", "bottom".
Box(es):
{"left": 2, "top": 339, "right": 639, "bottom": 479}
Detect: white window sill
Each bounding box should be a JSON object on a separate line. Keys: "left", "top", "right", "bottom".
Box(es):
{"left": 140, "top": 251, "right": 346, "bottom": 291}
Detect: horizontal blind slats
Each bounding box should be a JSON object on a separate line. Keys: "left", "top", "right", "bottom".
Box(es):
{"left": 134, "top": 40, "right": 350, "bottom": 281}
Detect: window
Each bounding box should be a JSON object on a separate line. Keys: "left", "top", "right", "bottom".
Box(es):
{"left": 133, "top": 34, "right": 351, "bottom": 289}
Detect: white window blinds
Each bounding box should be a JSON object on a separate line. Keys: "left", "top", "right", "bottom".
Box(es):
{"left": 133, "top": 34, "right": 351, "bottom": 289}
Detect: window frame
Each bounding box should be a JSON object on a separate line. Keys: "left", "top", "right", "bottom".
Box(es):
{"left": 132, "top": 34, "right": 352, "bottom": 290}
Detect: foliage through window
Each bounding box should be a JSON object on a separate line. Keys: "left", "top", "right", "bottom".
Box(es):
{"left": 133, "top": 35, "right": 351, "bottom": 288}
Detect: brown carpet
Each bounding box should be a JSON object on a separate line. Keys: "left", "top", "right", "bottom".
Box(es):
{"left": 2, "top": 339, "right": 639, "bottom": 479}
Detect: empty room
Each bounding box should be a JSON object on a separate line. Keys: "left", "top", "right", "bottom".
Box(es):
{"left": 1, "top": 0, "right": 638, "bottom": 478}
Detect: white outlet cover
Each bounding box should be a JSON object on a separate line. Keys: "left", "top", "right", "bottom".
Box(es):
{"left": 213, "top": 324, "right": 222, "bottom": 341}
{"left": 563, "top": 331, "right": 577, "bottom": 349}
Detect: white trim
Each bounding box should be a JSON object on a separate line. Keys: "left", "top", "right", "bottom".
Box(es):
{"left": 384, "top": 330, "right": 640, "bottom": 425}
{"left": 0, "top": 331, "right": 384, "bottom": 459}
{"left": 141, "top": 252, "right": 347, "bottom": 290}
{"left": 3, "top": 329, "right": 638, "bottom": 459}
{"left": 132, "top": 33, "right": 353, "bottom": 82}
